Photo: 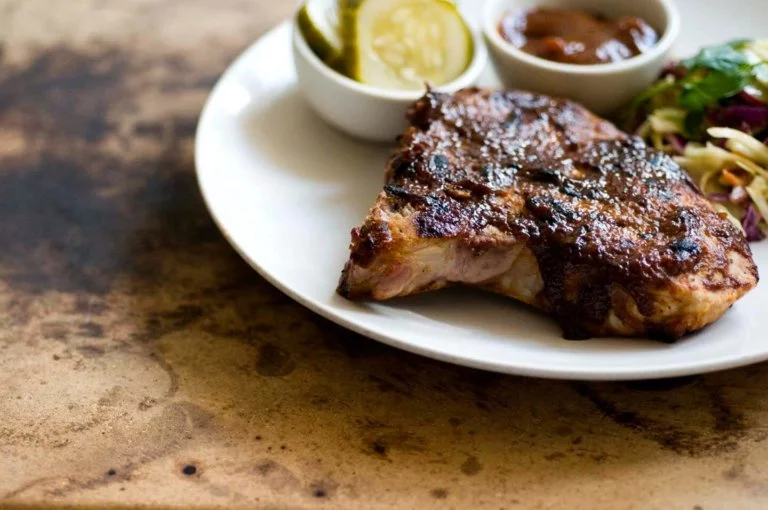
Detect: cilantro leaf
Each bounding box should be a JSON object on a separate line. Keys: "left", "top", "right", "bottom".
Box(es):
{"left": 683, "top": 43, "right": 749, "bottom": 73}
{"left": 682, "top": 110, "right": 705, "bottom": 140}
{"left": 677, "top": 70, "right": 748, "bottom": 111}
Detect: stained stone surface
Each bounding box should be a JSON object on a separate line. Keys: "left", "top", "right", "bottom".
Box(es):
{"left": 1, "top": 1, "right": 768, "bottom": 509}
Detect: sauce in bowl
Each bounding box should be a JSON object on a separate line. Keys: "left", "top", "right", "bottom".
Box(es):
{"left": 499, "top": 7, "right": 659, "bottom": 65}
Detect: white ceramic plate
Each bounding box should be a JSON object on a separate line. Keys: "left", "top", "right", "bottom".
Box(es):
{"left": 196, "top": 1, "right": 768, "bottom": 380}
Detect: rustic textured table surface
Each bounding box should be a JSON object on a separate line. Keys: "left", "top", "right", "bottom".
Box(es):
{"left": 1, "top": 1, "right": 768, "bottom": 509}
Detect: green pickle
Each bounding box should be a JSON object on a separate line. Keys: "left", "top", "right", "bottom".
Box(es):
{"left": 340, "top": 0, "right": 472, "bottom": 90}
{"left": 297, "top": 0, "right": 345, "bottom": 70}
{"left": 299, "top": 0, "right": 472, "bottom": 89}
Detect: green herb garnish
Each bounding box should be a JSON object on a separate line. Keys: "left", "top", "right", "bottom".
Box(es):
{"left": 677, "top": 40, "right": 754, "bottom": 112}
{"left": 682, "top": 110, "right": 705, "bottom": 139}
{"left": 626, "top": 39, "right": 767, "bottom": 139}
{"left": 682, "top": 40, "right": 749, "bottom": 73}
{"left": 678, "top": 70, "right": 748, "bottom": 111}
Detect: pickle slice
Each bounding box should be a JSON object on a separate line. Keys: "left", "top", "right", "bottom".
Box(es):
{"left": 341, "top": 0, "right": 473, "bottom": 90}
{"left": 297, "top": 0, "right": 344, "bottom": 67}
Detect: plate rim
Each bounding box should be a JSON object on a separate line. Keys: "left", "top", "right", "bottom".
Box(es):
{"left": 195, "top": 21, "right": 768, "bottom": 381}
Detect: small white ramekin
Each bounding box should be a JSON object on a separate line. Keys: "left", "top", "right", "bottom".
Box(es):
{"left": 292, "top": 14, "right": 488, "bottom": 143}
{"left": 482, "top": 0, "right": 681, "bottom": 115}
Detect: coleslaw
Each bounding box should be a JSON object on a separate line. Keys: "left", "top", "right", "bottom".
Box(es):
{"left": 628, "top": 39, "right": 768, "bottom": 241}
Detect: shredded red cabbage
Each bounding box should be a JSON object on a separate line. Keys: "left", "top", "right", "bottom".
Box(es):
{"left": 664, "top": 133, "right": 686, "bottom": 155}
{"left": 739, "top": 89, "right": 766, "bottom": 107}
{"left": 661, "top": 61, "right": 687, "bottom": 80}
{"left": 742, "top": 204, "right": 765, "bottom": 242}
{"left": 707, "top": 192, "right": 731, "bottom": 203}
{"left": 716, "top": 105, "right": 768, "bottom": 135}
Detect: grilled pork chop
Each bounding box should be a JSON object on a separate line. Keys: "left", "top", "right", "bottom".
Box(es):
{"left": 338, "top": 88, "right": 758, "bottom": 339}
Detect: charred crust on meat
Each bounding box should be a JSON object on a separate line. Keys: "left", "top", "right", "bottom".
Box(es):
{"left": 430, "top": 154, "right": 451, "bottom": 175}
{"left": 528, "top": 167, "right": 561, "bottom": 184}
{"left": 406, "top": 89, "right": 445, "bottom": 130}
{"left": 384, "top": 184, "right": 414, "bottom": 200}
{"left": 669, "top": 238, "right": 701, "bottom": 261}
{"left": 336, "top": 270, "right": 353, "bottom": 298}
{"left": 349, "top": 223, "right": 392, "bottom": 268}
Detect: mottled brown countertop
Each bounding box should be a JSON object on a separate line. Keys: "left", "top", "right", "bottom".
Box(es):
{"left": 1, "top": 1, "right": 768, "bottom": 509}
